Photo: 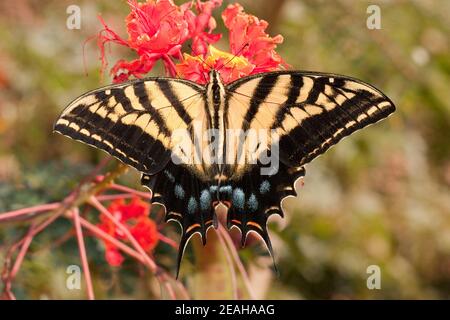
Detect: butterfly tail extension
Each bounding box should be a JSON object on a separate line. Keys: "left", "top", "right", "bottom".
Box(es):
{"left": 141, "top": 162, "right": 218, "bottom": 278}
{"left": 222, "top": 163, "right": 306, "bottom": 271}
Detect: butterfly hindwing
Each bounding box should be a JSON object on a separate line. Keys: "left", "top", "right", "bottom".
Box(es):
{"left": 220, "top": 71, "right": 395, "bottom": 266}
{"left": 141, "top": 161, "right": 218, "bottom": 277}
{"left": 221, "top": 164, "right": 306, "bottom": 254}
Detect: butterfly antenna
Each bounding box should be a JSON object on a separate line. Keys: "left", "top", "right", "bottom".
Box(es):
{"left": 217, "top": 42, "right": 249, "bottom": 71}
{"left": 187, "top": 44, "right": 211, "bottom": 83}
{"left": 187, "top": 44, "right": 213, "bottom": 69}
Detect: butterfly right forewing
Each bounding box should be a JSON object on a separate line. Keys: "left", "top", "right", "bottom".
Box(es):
{"left": 222, "top": 71, "right": 395, "bottom": 255}
{"left": 227, "top": 71, "right": 396, "bottom": 169}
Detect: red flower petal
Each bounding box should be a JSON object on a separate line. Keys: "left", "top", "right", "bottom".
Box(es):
{"left": 130, "top": 216, "right": 159, "bottom": 252}
{"left": 126, "top": 0, "right": 189, "bottom": 54}
{"left": 98, "top": 0, "right": 190, "bottom": 82}
{"left": 96, "top": 196, "right": 155, "bottom": 266}
{"left": 176, "top": 46, "right": 255, "bottom": 84}
{"left": 222, "top": 3, "right": 287, "bottom": 74}
{"left": 183, "top": 0, "right": 222, "bottom": 56}
{"left": 105, "top": 248, "right": 125, "bottom": 267}
{"left": 176, "top": 53, "right": 210, "bottom": 84}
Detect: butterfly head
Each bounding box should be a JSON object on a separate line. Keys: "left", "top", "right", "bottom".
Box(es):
{"left": 208, "top": 69, "right": 221, "bottom": 83}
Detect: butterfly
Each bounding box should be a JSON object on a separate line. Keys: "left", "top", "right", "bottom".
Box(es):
{"left": 54, "top": 69, "right": 395, "bottom": 276}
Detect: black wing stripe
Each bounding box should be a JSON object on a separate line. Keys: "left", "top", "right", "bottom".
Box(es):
{"left": 271, "top": 74, "right": 302, "bottom": 130}
{"left": 225, "top": 71, "right": 396, "bottom": 173}
{"left": 72, "top": 93, "right": 111, "bottom": 134}
{"left": 323, "top": 89, "right": 360, "bottom": 123}
{"left": 282, "top": 77, "right": 330, "bottom": 151}
{"left": 133, "top": 81, "right": 171, "bottom": 137}
{"left": 55, "top": 105, "right": 168, "bottom": 171}
{"left": 304, "top": 76, "right": 326, "bottom": 105}
{"left": 158, "top": 80, "right": 193, "bottom": 126}
{"left": 242, "top": 73, "right": 279, "bottom": 132}
{"left": 111, "top": 87, "right": 135, "bottom": 113}
{"left": 300, "top": 78, "right": 353, "bottom": 147}
{"left": 281, "top": 92, "right": 393, "bottom": 166}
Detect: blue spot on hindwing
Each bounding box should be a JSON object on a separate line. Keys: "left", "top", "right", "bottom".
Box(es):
{"left": 219, "top": 185, "right": 233, "bottom": 195}
{"left": 232, "top": 188, "right": 245, "bottom": 210}
{"left": 164, "top": 170, "right": 175, "bottom": 183}
{"left": 209, "top": 185, "right": 218, "bottom": 194}
{"left": 174, "top": 184, "right": 185, "bottom": 199}
{"left": 247, "top": 193, "right": 258, "bottom": 212}
{"left": 200, "top": 189, "right": 212, "bottom": 211}
{"left": 259, "top": 180, "right": 271, "bottom": 194}
{"left": 187, "top": 197, "right": 198, "bottom": 214}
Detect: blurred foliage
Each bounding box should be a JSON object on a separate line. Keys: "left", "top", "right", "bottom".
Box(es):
{"left": 0, "top": 0, "right": 449, "bottom": 299}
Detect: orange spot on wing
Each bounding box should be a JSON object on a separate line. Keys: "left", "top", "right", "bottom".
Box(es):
{"left": 169, "top": 212, "right": 183, "bottom": 218}
{"left": 247, "top": 221, "right": 263, "bottom": 231}
{"left": 186, "top": 223, "right": 201, "bottom": 234}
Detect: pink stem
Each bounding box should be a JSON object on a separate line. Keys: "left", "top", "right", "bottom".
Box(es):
{"left": 9, "top": 208, "right": 66, "bottom": 251}
{"left": 68, "top": 212, "right": 146, "bottom": 264}
{"left": 217, "top": 224, "right": 256, "bottom": 300}
{"left": 174, "top": 281, "right": 190, "bottom": 300}
{"left": 97, "top": 193, "right": 141, "bottom": 201}
{"left": 0, "top": 203, "right": 59, "bottom": 222}
{"left": 82, "top": 200, "right": 182, "bottom": 299}
{"left": 158, "top": 233, "right": 178, "bottom": 249}
{"left": 10, "top": 224, "right": 36, "bottom": 279}
{"left": 162, "top": 279, "right": 176, "bottom": 300}
{"left": 88, "top": 196, "right": 157, "bottom": 272}
{"left": 2, "top": 222, "right": 38, "bottom": 301}
{"left": 216, "top": 227, "right": 239, "bottom": 299}
{"left": 162, "top": 54, "right": 178, "bottom": 77}
{"left": 76, "top": 214, "right": 188, "bottom": 299}
{"left": 108, "top": 184, "right": 152, "bottom": 199}
{"left": 72, "top": 208, "right": 95, "bottom": 300}
{"left": 2, "top": 211, "right": 65, "bottom": 299}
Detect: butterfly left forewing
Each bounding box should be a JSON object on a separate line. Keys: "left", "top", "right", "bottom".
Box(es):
{"left": 55, "top": 77, "right": 227, "bottom": 277}
{"left": 54, "top": 78, "right": 205, "bottom": 175}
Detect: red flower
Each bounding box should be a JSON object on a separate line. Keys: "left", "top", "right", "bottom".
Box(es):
{"left": 126, "top": 0, "right": 188, "bottom": 56}
{"left": 107, "top": 196, "right": 149, "bottom": 221}
{"left": 98, "top": 0, "right": 189, "bottom": 82}
{"left": 105, "top": 248, "right": 125, "bottom": 267}
{"left": 98, "top": 1, "right": 287, "bottom": 85}
{"left": 176, "top": 45, "right": 254, "bottom": 84}
{"left": 222, "top": 3, "right": 287, "bottom": 73}
{"left": 96, "top": 196, "right": 159, "bottom": 267}
{"left": 176, "top": 3, "right": 287, "bottom": 84}
{"left": 130, "top": 216, "right": 159, "bottom": 252}
{"left": 183, "top": 0, "right": 222, "bottom": 56}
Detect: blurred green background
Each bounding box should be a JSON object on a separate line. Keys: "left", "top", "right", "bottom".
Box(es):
{"left": 0, "top": 0, "right": 449, "bottom": 299}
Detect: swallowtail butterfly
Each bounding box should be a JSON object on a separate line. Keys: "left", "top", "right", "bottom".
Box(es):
{"left": 54, "top": 70, "right": 395, "bottom": 276}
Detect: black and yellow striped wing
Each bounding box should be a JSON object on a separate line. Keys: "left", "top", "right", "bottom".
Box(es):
{"left": 222, "top": 71, "right": 395, "bottom": 256}
{"left": 55, "top": 77, "right": 219, "bottom": 278}
{"left": 54, "top": 78, "right": 205, "bottom": 175}
{"left": 54, "top": 70, "right": 396, "bottom": 276}
{"left": 226, "top": 71, "right": 395, "bottom": 170}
